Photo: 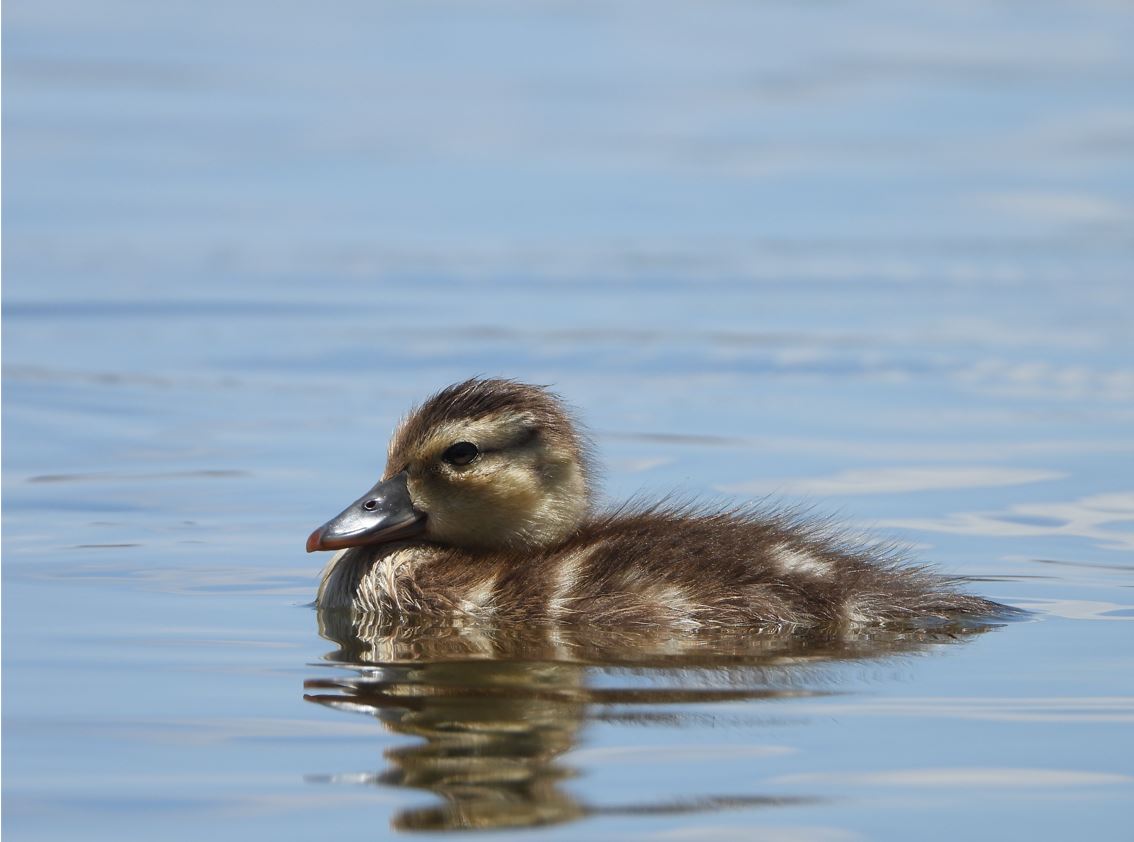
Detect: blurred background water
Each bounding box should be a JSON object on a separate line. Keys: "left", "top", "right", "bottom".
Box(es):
{"left": 3, "top": 1, "right": 1133, "bottom": 840}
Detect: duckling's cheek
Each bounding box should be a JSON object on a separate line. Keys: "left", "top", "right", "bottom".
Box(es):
{"left": 463, "top": 469, "right": 542, "bottom": 518}
{"left": 472, "top": 465, "right": 542, "bottom": 503}
{"left": 413, "top": 468, "right": 544, "bottom": 548}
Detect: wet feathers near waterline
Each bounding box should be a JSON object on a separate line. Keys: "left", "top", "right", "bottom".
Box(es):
{"left": 309, "top": 378, "right": 1006, "bottom": 629}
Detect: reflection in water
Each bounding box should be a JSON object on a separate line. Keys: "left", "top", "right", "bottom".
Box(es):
{"left": 305, "top": 608, "right": 998, "bottom": 832}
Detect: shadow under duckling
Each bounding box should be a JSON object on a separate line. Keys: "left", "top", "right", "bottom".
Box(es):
{"left": 308, "top": 378, "right": 1011, "bottom": 630}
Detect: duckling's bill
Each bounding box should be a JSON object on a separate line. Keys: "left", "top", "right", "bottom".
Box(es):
{"left": 306, "top": 471, "right": 426, "bottom": 552}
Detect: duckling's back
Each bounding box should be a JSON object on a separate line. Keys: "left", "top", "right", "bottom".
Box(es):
{"left": 493, "top": 505, "right": 1002, "bottom": 629}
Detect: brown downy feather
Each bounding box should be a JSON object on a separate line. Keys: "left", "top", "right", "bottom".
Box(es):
{"left": 314, "top": 378, "right": 1011, "bottom": 630}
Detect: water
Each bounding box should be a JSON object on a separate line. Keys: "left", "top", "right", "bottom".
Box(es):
{"left": 3, "top": 1, "right": 1133, "bottom": 839}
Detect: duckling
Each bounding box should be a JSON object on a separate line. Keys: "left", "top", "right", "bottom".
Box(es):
{"left": 308, "top": 378, "right": 1006, "bottom": 629}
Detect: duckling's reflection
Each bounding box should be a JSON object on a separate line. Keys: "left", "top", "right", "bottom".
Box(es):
{"left": 305, "top": 608, "right": 997, "bottom": 832}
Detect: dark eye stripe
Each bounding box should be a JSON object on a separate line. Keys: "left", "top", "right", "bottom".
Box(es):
{"left": 477, "top": 428, "right": 540, "bottom": 455}
{"left": 510, "top": 426, "right": 539, "bottom": 449}
{"left": 442, "top": 441, "right": 479, "bottom": 466}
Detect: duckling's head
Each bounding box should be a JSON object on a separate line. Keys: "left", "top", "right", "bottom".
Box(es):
{"left": 307, "top": 378, "right": 593, "bottom": 554}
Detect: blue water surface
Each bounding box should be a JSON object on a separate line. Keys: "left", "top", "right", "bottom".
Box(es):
{"left": 4, "top": 2, "right": 1133, "bottom": 840}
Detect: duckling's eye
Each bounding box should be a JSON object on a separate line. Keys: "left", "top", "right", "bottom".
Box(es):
{"left": 442, "top": 441, "right": 479, "bottom": 466}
